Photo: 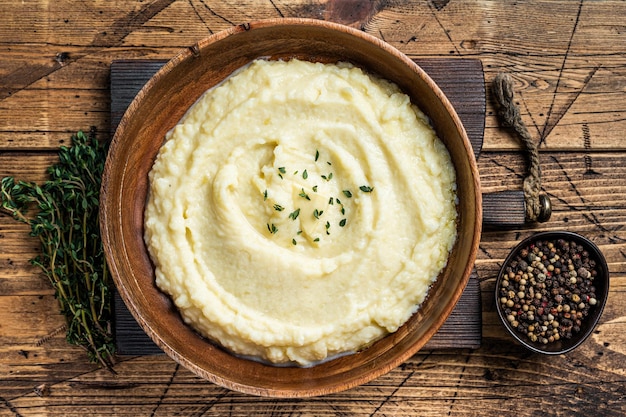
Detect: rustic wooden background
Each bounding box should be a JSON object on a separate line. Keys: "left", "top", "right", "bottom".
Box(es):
{"left": 1, "top": 0, "right": 626, "bottom": 415}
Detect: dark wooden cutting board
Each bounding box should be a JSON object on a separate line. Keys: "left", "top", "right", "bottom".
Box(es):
{"left": 110, "top": 58, "right": 485, "bottom": 355}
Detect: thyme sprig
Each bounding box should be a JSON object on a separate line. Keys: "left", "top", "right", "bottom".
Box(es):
{"left": 0, "top": 129, "right": 114, "bottom": 370}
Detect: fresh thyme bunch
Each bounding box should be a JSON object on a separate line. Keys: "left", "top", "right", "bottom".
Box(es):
{"left": 0, "top": 129, "right": 114, "bottom": 369}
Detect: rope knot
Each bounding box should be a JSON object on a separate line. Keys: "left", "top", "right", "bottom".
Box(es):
{"left": 493, "top": 73, "right": 520, "bottom": 128}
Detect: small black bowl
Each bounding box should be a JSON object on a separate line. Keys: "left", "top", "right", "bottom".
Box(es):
{"left": 495, "top": 231, "right": 609, "bottom": 354}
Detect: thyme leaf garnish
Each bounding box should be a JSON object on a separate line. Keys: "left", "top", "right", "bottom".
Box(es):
{"left": 288, "top": 208, "right": 300, "bottom": 220}
{"left": 299, "top": 189, "right": 310, "bottom": 200}
{"left": 267, "top": 223, "right": 278, "bottom": 234}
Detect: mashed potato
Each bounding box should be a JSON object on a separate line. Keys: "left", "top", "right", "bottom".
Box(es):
{"left": 144, "top": 58, "right": 457, "bottom": 366}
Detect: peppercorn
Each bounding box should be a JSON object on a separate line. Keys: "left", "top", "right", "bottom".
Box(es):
{"left": 499, "top": 237, "right": 601, "bottom": 346}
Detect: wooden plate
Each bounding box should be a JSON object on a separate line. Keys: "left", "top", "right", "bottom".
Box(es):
{"left": 100, "top": 18, "right": 482, "bottom": 397}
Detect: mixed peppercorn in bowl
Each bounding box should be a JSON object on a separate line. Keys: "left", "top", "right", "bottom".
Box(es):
{"left": 495, "top": 231, "right": 609, "bottom": 354}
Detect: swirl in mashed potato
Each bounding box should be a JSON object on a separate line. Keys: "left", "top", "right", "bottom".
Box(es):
{"left": 144, "top": 58, "right": 457, "bottom": 366}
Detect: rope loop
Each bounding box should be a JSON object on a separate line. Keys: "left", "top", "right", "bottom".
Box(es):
{"left": 493, "top": 73, "right": 550, "bottom": 222}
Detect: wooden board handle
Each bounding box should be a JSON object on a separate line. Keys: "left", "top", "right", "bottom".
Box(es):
{"left": 482, "top": 190, "right": 526, "bottom": 227}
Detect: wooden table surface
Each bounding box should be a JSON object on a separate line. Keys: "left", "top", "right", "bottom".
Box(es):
{"left": 1, "top": 1, "right": 625, "bottom": 415}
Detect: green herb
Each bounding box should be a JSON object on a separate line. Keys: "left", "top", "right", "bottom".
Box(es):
{"left": 313, "top": 209, "right": 323, "bottom": 219}
{"left": 289, "top": 208, "right": 300, "bottom": 220}
{"left": 339, "top": 218, "right": 347, "bottom": 227}
{"left": 341, "top": 206, "right": 346, "bottom": 215}
{"left": 302, "top": 170, "right": 308, "bottom": 180}
{"left": 314, "top": 237, "right": 320, "bottom": 242}
{"left": 273, "top": 204, "right": 284, "bottom": 212}
{"left": 360, "top": 185, "right": 374, "bottom": 193}
{"left": 328, "top": 197, "right": 334, "bottom": 205}
{"left": 292, "top": 238, "right": 297, "bottom": 246}
{"left": 297, "top": 230, "right": 302, "bottom": 235}
{"left": 0, "top": 129, "right": 114, "bottom": 369}
{"left": 342, "top": 190, "right": 352, "bottom": 198}
{"left": 321, "top": 173, "right": 333, "bottom": 181}
{"left": 278, "top": 167, "right": 286, "bottom": 179}
{"left": 263, "top": 190, "right": 268, "bottom": 201}
{"left": 325, "top": 221, "right": 331, "bottom": 234}
{"left": 299, "top": 189, "right": 310, "bottom": 200}
{"left": 336, "top": 197, "right": 342, "bottom": 205}
{"left": 312, "top": 185, "right": 318, "bottom": 192}
{"left": 315, "top": 150, "right": 320, "bottom": 162}
{"left": 267, "top": 223, "right": 278, "bottom": 234}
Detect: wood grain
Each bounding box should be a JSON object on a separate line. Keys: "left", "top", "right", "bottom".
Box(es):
{"left": 2, "top": 0, "right": 626, "bottom": 414}
{"left": 1, "top": 1, "right": 624, "bottom": 152}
